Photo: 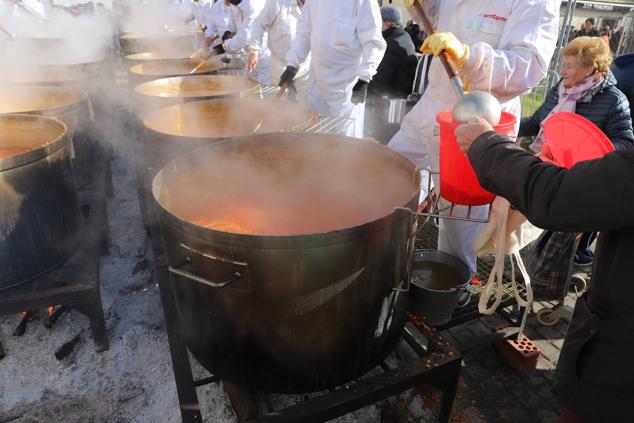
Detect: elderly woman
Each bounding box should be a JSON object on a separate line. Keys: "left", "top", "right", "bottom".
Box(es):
{"left": 520, "top": 36, "right": 633, "bottom": 151}
{"left": 519, "top": 36, "right": 634, "bottom": 266}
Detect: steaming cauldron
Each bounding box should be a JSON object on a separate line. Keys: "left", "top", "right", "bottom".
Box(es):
{"left": 128, "top": 58, "right": 225, "bottom": 87}
{"left": 134, "top": 74, "right": 259, "bottom": 113}
{"left": 0, "top": 85, "right": 99, "bottom": 187}
{"left": 1, "top": 60, "right": 103, "bottom": 86}
{"left": 152, "top": 133, "right": 420, "bottom": 392}
{"left": 119, "top": 31, "right": 202, "bottom": 55}
{"left": 0, "top": 115, "right": 81, "bottom": 291}
{"left": 141, "top": 98, "right": 313, "bottom": 175}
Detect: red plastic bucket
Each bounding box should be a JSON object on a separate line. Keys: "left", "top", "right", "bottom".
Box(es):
{"left": 437, "top": 110, "right": 516, "bottom": 206}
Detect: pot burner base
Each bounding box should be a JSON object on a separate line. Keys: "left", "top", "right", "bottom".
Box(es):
{"left": 0, "top": 148, "right": 112, "bottom": 357}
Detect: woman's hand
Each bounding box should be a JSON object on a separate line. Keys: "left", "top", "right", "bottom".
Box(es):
{"left": 455, "top": 117, "right": 494, "bottom": 154}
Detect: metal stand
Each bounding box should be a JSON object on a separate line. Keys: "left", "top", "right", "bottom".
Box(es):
{"left": 0, "top": 143, "right": 111, "bottom": 353}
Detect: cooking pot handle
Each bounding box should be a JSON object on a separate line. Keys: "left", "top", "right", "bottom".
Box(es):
{"left": 168, "top": 243, "right": 248, "bottom": 289}
{"left": 392, "top": 207, "right": 419, "bottom": 293}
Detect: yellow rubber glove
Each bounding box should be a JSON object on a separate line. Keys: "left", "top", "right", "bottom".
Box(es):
{"left": 421, "top": 32, "right": 470, "bottom": 67}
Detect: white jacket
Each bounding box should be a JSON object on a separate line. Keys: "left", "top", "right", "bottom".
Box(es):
{"left": 248, "top": 0, "right": 302, "bottom": 62}
{"left": 286, "top": 0, "right": 385, "bottom": 83}
{"left": 400, "top": 0, "right": 562, "bottom": 138}
{"left": 201, "top": 0, "right": 236, "bottom": 44}
{"left": 223, "top": 0, "right": 266, "bottom": 53}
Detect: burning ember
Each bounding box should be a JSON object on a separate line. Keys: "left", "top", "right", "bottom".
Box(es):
{"left": 183, "top": 204, "right": 315, "bottom": 235}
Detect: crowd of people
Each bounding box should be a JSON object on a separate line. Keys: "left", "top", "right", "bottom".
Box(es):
{"left": 568, "top": 17, "right": 626, "bottom": 54}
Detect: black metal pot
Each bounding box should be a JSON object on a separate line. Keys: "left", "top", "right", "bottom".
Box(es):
{"left": 152, "top": 133, "right": 420, "bottom": 392}
{"left": 0, "top": 115, "right": 81, "bottom": 291}
{"left": 141, "top": 98, "right": 314, "bottom": 177}
{"left": 133, "top": 74, "right": 259, "bottom": 114}
{"left": 0, "top": 85, "right": 96, "bottom": 187}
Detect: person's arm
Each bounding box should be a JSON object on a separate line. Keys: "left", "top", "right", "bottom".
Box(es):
{"left": 462, "top": 0, "right": 560, "bottom": 101}
{"left": 248, "top": 0, "right": 277, "bottom": 53}
{"left": 285, "top": 0, "right": 311, "bottom": 68}
{"left": 368, "top": 40, "right": 396, "bottom": 95}
{"left": 467, "top": 132, "right": 634, "bottom": 232}
{"left": 355, "top": 0, "right": 387, "bottom": 82}
{"left": 602, "top": 92, "right": 634, "bottom": 150}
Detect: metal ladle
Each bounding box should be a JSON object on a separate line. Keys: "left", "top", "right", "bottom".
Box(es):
{"left": 408, "top": 1, "right": 501, "bottom": 125}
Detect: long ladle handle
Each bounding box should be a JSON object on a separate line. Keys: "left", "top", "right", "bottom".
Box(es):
{"left": 276, "top": 82, "right": 288, "bottom": 98}
{"left": 0, "top": 23, "right": 14, "bottom": 38}
{"left": 410, "top": 1, "right": 465, "bottom": 98}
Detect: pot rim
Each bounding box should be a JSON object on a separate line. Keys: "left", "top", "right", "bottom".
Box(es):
{"left": 410, "top": 249, "right": 471, "bottom": 292}
{"left": 0, "top": 86, "right": 89, "bottom": 116}
{"left": 134, "top": 74, "right": 260, "bottom": 99}
{"left": 142, "top": 98, "right": 314, "bottom": 139}
{"left": 129, "top": 59, "right": 225, "bottom": 77}
{"left": 152, "top": 134, "right": 421, "bottom": 247}
{"left": 0, "top": 114, "right": 69, "bottom": 172}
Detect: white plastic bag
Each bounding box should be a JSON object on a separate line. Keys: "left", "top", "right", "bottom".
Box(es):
{"left": 474, "top": 196, "right": 542, "bottom": 338}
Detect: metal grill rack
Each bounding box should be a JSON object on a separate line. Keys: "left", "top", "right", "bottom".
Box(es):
{"left": 254, "top": 86, "right": 355, "bottom": 134}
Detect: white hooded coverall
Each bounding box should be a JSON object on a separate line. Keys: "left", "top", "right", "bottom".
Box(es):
{"left": 248, "top": 0, "right": 307, "bottom": 83}
{"left": 285, "top": 0, "right": 386, "bottom": 138}
{"left": 223, "top": 0, "right": 271, "bottom": 86}
{"left": 387, "top": 0, "right": 561, "bottom": 273}
{"left": 202, "top": 0, "right": 237, "bottom": 47}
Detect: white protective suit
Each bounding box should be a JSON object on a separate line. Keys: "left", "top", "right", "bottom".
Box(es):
{"left": 387, "top": 0, "right": 561, "bottom": 274}
{"left": 223, "top": 0, "right": 271, "bottom": 86}
{"left": 285, "top": 0, "right": 386, "bottom": 138}
{"left": 202, "top": 0, "right": 236, "bottom": 48}
{"left": 248, "top": 0, "right": 307, "bottom": 84}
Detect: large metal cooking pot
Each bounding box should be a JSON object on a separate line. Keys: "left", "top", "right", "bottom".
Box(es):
{"left": 134, "top": 74, "right": 260, "bottom": 113}
{"left": 0, "top": 114, "right": 81, "bottom": 291}
{"left": 128, "top": 58, "right": 225, "bottom": 87}
{"left": 152, "top": 133, "right": 420, "bottom": 392}
{"left": 119, "top": 31, "right": 202, "bottom": 55}
{"left": 141, "top": 98, "right": 313, "bottom": 175}
{"left": 0, "top": 85, "right": 96, "bottom": 187}
{"left": 126, "top": 51, "right": 196, "bottom": 62}
{"left": 1, "top": 63, "right": 97, "bottom": 86}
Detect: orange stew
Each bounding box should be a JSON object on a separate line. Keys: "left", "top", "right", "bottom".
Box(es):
{"left": 0, "top": 148, "right": 30, "bottom": 159}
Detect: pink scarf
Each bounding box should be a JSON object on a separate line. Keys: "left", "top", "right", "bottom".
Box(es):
{"left": 532, "top": 74, "right": 604, "bottom": 152}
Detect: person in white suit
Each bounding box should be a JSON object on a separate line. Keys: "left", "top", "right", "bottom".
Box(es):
{"left": 217, "top": 0, "right": 271, "bottom": 86}
{"left": 388, "top": 0, "right": 561, "bottom": 285}
{"left": 246, "top": 0, "right": 307, "bottom": 94}
{"left": 280, "top": 0, "right": 386, "bottom": 138}
{"left": 201, "top": 0, "right": 236, "bottom": 48}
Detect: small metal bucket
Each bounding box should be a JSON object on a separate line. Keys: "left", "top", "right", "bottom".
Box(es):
{"left": 409, "top": 250, "right": 471, "bottom": 326}
{"left": 387, "top": 99, "right": 408, "bottom": 124}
